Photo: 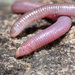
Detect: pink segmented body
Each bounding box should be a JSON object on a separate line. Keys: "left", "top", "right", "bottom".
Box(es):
{"left": 11, "top": 1, "right": 57, "bottom": 20}
{"left": 11, "top": 3, "right": 75, "bottom": 37}
{"left": 15, "top": 16, "right": 72, "bottom": 57}
{"left": 11, "top": 1, "right": 75, "bottom": 57}
{"left": 12, "top": 1, "right": 45, "bottom": 13}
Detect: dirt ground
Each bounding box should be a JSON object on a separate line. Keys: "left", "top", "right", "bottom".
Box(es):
{"left": 0, "top": 0, "right": 75, "bottom": 75}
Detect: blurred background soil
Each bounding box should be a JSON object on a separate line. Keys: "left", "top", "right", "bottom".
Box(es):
{"left": 0, "top": 0, "right": 75, "bottom": 75}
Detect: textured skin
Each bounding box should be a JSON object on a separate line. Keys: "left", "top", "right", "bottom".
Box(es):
{"left": 10, "top": 1, "right": 75, "bottom": 57}
{"left": 11, "top": 1, "right": 56, "bottom": 20}
{"left": 15, "top": 16, "right": 72, "bottom": 57}
{"left": 10, "top": 3, "right": 75, "bottom": 37}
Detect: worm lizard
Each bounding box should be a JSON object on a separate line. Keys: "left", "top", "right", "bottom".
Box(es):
{"left": 10, "top": 1, "right": 75, "bottom": 57}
